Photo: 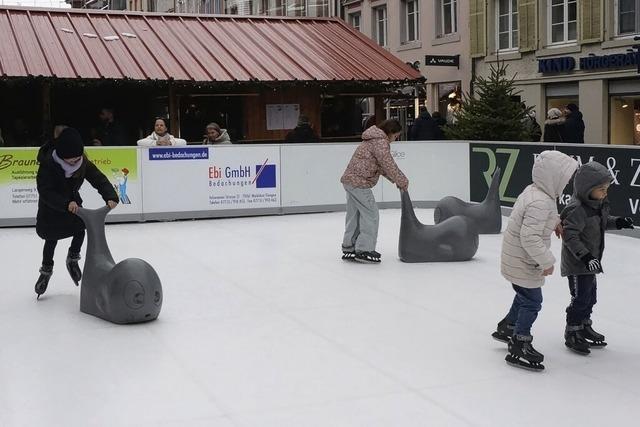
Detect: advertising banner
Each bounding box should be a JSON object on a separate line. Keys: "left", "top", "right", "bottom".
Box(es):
{"left": 470, "top": 143, "right": 640, "bottom": 222}
{"left": 141, "top": 145, "right": 280, "bottom": 213}
{"left": 0, "top": 148, "right": 40, "bottom": 219}
{"left": 82, "top": 147, "right": 142, "bottom": 213}
{"left": 0, "top": 147, "right": 141, "bottom": 222}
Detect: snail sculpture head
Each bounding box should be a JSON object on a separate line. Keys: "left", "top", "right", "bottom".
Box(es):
{"left": 76, "top": 206, "right": 162, "bottom": 324}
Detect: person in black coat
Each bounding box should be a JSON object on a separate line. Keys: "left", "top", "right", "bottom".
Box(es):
{"left": 34, "top": 127, "right": 119, "bottom": 299}
{"left": 562, "top": 103, "right": 585, "bottom": 143}
{"left": 285, "top": 115, "right": 320, "bottom": 143}
{"left": 409, "top": 108, "right": 443, "bottom": 141}
{"left": 543, "top": 108, "right": 566, "bottom": 143}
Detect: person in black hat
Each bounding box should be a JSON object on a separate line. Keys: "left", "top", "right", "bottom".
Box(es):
{"left": 34, "top": 126, "right": 119, "bottom": 299}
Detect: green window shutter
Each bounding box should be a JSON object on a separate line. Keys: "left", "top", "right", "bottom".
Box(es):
{"left": 470, "top": 0, "right": 486, "bottom": 57}
{"left": 518, "top": 0, "right": 538, "bottom": 52}
{"left": 580, "top": 0, "right": 603, "bottom": 44}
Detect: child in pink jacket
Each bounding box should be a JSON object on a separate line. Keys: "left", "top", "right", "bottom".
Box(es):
{"left": 340, "top": 119, "right": 409, "bottom": 263}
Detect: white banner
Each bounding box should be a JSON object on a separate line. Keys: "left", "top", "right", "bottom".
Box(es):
{"left": 141, "top": 145, "right": 281, "bottom": 213}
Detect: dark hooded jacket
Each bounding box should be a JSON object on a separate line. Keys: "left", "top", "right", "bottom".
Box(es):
{"left": 285, "top": 124, "right": 319, "bottom": 143}
{"left": 36, "top": 142, "right": 118, "bottom": 241}
{"left": 562, "top": 110, "right": 585, "bottom": 143}
{"left": 543, "top": 118, "right": 565, "bottom": 143}
{"left": 560, "top": 161, "right": 619, "bottom": 276}
{"left": 409, "top": 111, "right": 443, "bottom": 140}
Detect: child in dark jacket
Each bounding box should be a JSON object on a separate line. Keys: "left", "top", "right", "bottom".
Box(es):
{"left": 560, "top": 161, "right": 634, "bottom": 354}
{"left": 35, "top": 127, "right": 119, "bottom": 299}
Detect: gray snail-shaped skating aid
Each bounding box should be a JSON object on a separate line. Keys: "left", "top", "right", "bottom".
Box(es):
{"left": 433, "top": 167, "right": 502, "bottom": 234}
{"left": 399, "top": 191, "right": 479, "bottom": 263}
{"left": 76, "top": 206, "right": 162, "bottom": 324}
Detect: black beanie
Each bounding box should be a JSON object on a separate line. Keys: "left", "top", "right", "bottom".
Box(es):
{"left": 56, "top": 128, "right": 84, "bottom": 159}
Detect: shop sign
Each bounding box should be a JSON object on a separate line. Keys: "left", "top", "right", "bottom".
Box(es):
{"left": 579, "top": 51, "right": 640, "bottom": 71}
{"left": 425, "top": 55, "right": 459, "bottom": 67}
{"left": 537, "top": 56, "right": 576, "bottom": 73}
{"left": 538, "top": 51, "right": 640, "bottom": 74}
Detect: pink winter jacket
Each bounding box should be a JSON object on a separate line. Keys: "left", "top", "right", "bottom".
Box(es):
{"left": 340, "top": 126, "right": 409, "bottom": 189}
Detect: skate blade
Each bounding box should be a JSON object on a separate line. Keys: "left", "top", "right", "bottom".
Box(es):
{"left": 491, "top": 332, "right": 510, "bottom": 344}
{"left": 565, "top": 343, "right": 591, "bottom": 355}
{"left": 353, "top": 258, "right": 380, "bottom": 264}
{"left": 505, "top": 354, "right": 544, "bottom": 371}
{"left": 587, "top": 341, "right": 607, "bottom": 349}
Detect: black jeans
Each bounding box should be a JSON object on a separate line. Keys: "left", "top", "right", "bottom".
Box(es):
{"left": 566, "top": 274, "right": 598, "bottom": 326}
{"left": 42, "top": 230, "right": 85, "bottom": 267}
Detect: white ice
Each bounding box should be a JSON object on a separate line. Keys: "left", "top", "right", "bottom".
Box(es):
{"left": 1, "top": 209, "right": 639, "bottom": 427}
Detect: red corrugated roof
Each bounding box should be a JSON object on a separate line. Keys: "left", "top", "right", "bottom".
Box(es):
{"left": 0, "top": 6, "right": 422, "bottom": 83}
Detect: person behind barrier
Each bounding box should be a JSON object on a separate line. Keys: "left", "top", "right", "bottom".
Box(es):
{"left": 34, "top": 127, "right": 119, "bottom": 299}
{"left": 285, "top": 115, "right": 319, "bottom": 143}
{"left": 409, "top": 107, "right": 442, "bottom": 141}
{"left": 203, "top": 122, "right": 231, "bottom": 145}
{"left": 543, "top": 108, "right": 565, "bottom": 143}
{"left": 91, "top": 107, "right": 128, "bottom": 147}
{"left": 339, "top": 119, "right": 409, "bottom": 264}
{"left": 562, "top": 103, "right": 585, "bottom": 144}
{"left": 137, "top": 118, "right": 187, "bottom": 147}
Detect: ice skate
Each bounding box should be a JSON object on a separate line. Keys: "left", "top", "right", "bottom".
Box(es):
{"left": 491, "top": 317, "right": 514, "bottom": 343}
{"left": 354, "top": 251, "right": 381, "bottom": 264}
{"left": 505, "top": 335, "right": 545, "bottom": 371}
{"left": 582, "top": 319, "right": 607, "bottom": 348}
{"left": 35, "top": 265, "right": 53, "bottom": 300}
{"left": 565, "top": 325, "right": 591, "bottom": 355}
{"left": 66, "top": 252, "right": 82, "bottom": 286}
{"left": 341, "top": 246, "right": 356, "bottom": 261}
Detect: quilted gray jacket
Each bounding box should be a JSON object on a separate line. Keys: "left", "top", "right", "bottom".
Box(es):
{"left": 560, "top": 161, "right": 619, "bottom": 276}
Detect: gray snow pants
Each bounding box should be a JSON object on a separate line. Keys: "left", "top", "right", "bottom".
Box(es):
{"left": 341, "top": 184, "right": 379, "bottom": 253}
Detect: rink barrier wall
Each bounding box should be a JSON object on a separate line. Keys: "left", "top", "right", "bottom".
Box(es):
{"left": 469, "top": 142, "right": 640, "bottom": 224}
{"left": 1, "top": 141, "right": 639, "bottom": 229}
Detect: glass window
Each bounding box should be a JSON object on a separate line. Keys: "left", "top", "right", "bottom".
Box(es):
{"left": 549, "top": 0, "right": 577, "bottom": 44}
{"left": 440, "top": 0, "right": 458, "bottom": 36}
{"left": 307, "top": 0, "right": 329, "bottom": 17}
{"left": 610, "top": 96, "right": 640, "bottom": 145}
{"left": 403, "top": 0, "right": 420, "bottom": 42}
{"left": 349, "top": 13, "right": 361, "bottom": 31}
{"left": 374, "top": 6, "right": 388, "bottom": 47}
{"left": 497, "top": 0, "right": 518, "bottom": 50}
{"left": 618, "top": 0, "right": 640, "bottom": 35}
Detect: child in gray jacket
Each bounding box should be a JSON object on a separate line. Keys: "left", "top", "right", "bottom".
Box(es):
{"left": 560, "top": 161, "right": 634, "bottom": 354}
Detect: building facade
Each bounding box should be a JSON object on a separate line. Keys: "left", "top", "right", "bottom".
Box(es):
{"left": 471, "top": 0, "right": 640, "bottom": 145}
{"left": 341, "top": 0, "right": 471, "bottom": 121}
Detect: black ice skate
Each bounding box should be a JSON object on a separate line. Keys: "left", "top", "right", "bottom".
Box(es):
{"left": 565, "top": 325, "right": 591, "bottom": 355}
{"left": 66, "top": 252, "right": 82, "bottom": 286}
{"left": 505, "top": 335, "right": 545, "bottom": 371}
{"left": 491, "top": 317, "right": 514, "bottom": 343}
{"left": 341, "top": 246, "right": 356, "bottom": 261}
{"left": 582, "top": 319, "right": 607, "bottom": 348}
{"left": 35, "top": 265, "right": 53, "bottom": 300}
{"left": 354, "top": 251, "right": 381, "bottom": 264}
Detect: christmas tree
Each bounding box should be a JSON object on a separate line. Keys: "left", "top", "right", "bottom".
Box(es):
{"left": 444, "top": 63, "right": 533, "bottom": 141}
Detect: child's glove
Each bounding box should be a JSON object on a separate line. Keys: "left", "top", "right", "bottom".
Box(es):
{"left": 581, "top": 254, "right": 603, "bottom": 273}
{"left": 616, "top": 217, "right": 634, "bottom": 229}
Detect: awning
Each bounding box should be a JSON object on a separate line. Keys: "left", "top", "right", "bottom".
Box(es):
{"left": 0, "top": 6, "right": 422, "bottom": 83}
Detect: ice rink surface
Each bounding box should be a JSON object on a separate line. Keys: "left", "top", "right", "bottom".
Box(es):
{"left": 1, "top": 209, "right": 639, "bottom": 427}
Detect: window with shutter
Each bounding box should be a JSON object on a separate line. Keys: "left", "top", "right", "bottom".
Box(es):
{"left": 580, "top": 0, "right": 603, "bottom": 43}
{"left": 470, "top": 0, "right": 486, "bottom": 56}
{"left": 517, "top": 0, "right": 537, "bottom": 51}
